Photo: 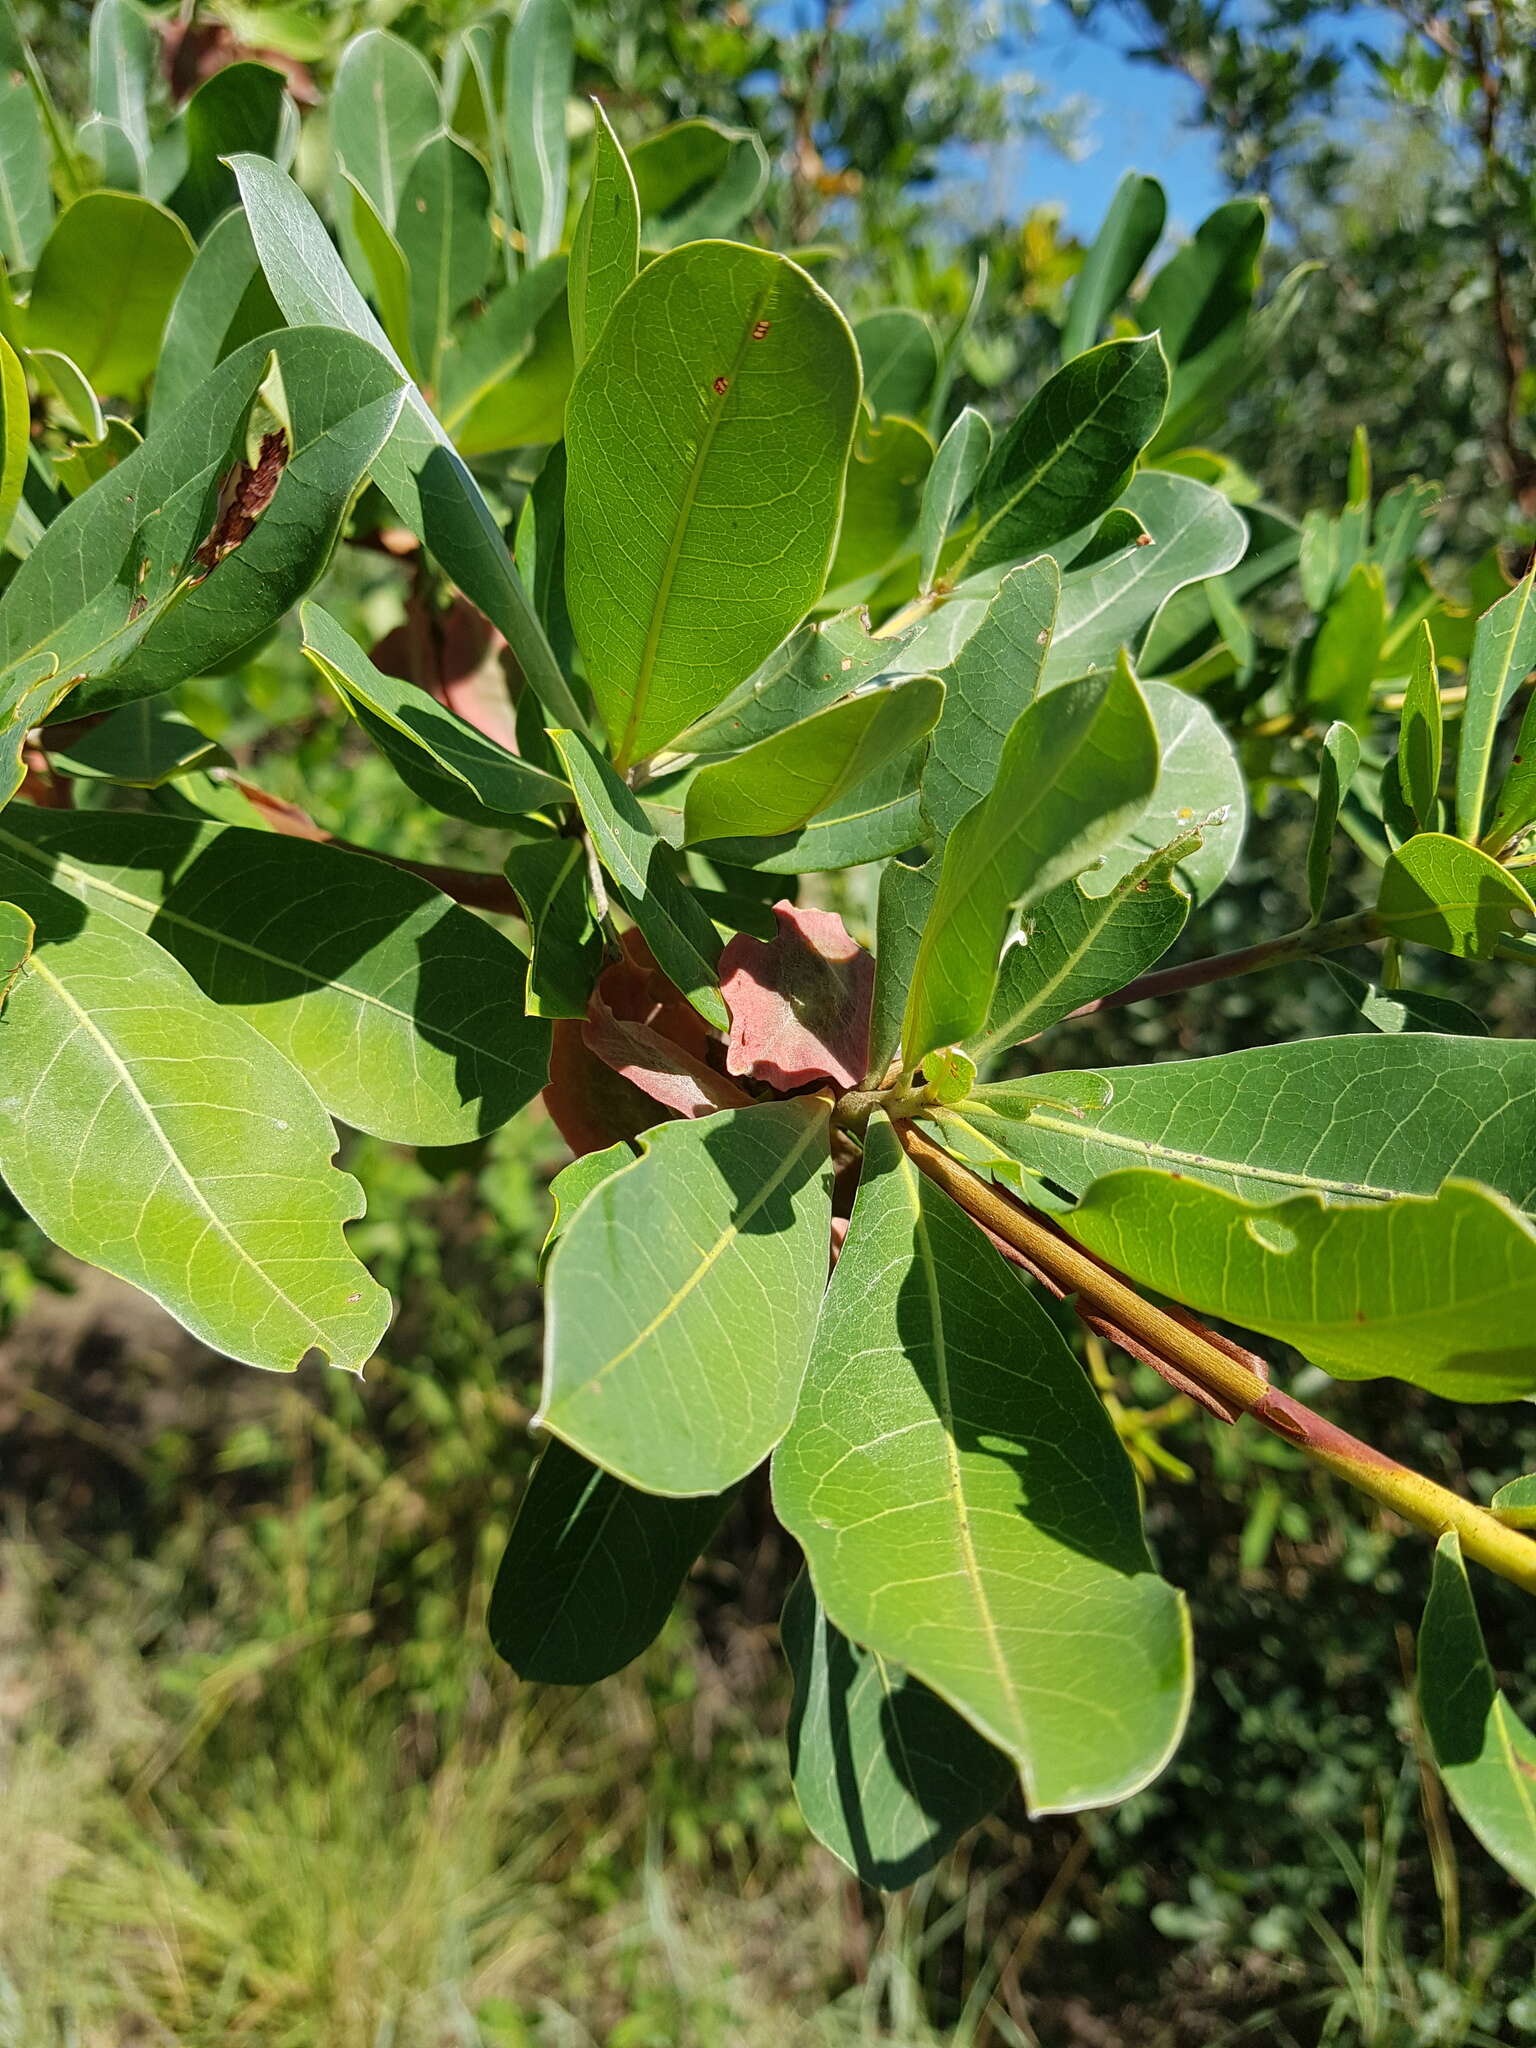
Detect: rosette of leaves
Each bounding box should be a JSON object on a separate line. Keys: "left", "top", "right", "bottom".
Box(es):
{"left": 2, "top": 3, "right": 1536, "bottom": 1897}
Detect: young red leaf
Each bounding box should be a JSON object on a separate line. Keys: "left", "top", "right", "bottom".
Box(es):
{"left": 583, "top": 992, "right": 751, "bottom": 1119}
{"left": 721, "top": 901, "right": 874, "bottom": 1091}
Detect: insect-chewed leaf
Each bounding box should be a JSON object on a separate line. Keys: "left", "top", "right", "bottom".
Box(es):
{"left": 564, "top": 239, "right": 861, "bottom": 769}
{"left": 967, "top": 1034, "right": 1536, "bottom": 1218}
{"left": 782, "top": 1573, "right": 1016, "bottom": 1889}
{"left": 27, "top": 191, "right": 194, "bottom": 397}
{"left": 1377, "top": 832, "right": 1535, "bottom": 959}
{"left": 773, "top": 1118, "right": 1191, "bottom": 1809}
{"left": 904, "top": 658, "right": 1159, "bottom": 1064}
{"left": 539, "top": 1098, "right": 833, "bottom": 1496}
{"left": 1419, "top": 1533, "right": 1536, "bottom": 1894}
{"left": 0, "top": 327, "right": 405, "bottom": 804}
{"left": 490, "top": 1437, "right": 728, "bottom": 1684}
{"left": 720, "top": 901, "right": 875, "bottom": 1092}
{"left": 0, "top": 867, "right": 389, "bottom": 1373}
{"left": 0, "top": 808, "right": 548, "bottom": 1147}
{"left": 1067, "top": 1170, "right": 1536, "bottom": 1401}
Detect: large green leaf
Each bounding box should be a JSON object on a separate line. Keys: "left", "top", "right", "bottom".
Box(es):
{"left": 0, "top": 868, "right": 389, "bottom": 1373}
{"left": 395, "top": 133, "right": 493, "bottom": 385}
{"left": 0, "top": 72, "right": 50, "bottom": 271}
{"left": 26, "top": 192, "right": 194, "bottom": 397}
{"left": 683, "top": 674, "right": 942, "bottom": 845}
{"left": 1457, "top": 571, "right": 1536, "bottom": 844}
{"left": 825, "top": 415, "right": 932, "bottom": 598}
{"left": 538, "top": 1098, "right": 832, "bottom": 1495}
{"left": 489, "top": 1436, "right": 726, "bottom": 1683}
{"left": 569, "top": 99, "right": 638, "bottom": 364}
{"left": 505, "top": 0, "right": 573, "bottom": 266}
{"left": 1043, "top": 470, "right": 1247, "bottom": 688}
{"left": 969, "top": 832, "right": 1196, "bottom": 1060}
{"left": 49, "top": 700, "right": 225, "bottom": 787}
{"left": 921, "top": 558, "right": 1059, "bottom": 842}
{"left": 960, "top": 337, "right": 1168, "bottom": 578}
{"left": 149, "top": 209, "right": 283, "bottom": 432}
{"left": 1136, "top": 199, "right": 1264, "bottom": 365}
{"left": 300, "top": 602, "right": 567, "bottom": 823}
{"left": 1065, "top": 1170, "right": 1536, "bottom": 1401}
{"left": 962, "top": 1034, "right": 1536, "bottom": 1218}
{"left": 563, "top": 239, "right": 860, "bottom": 768}
{"left": 0, "top": 808, "right": 548, "bottom": 1146}
{"left": 0, "top": 327, "right": 404, "bottom": 802}
{"left": 1377, "top": 832, "right": 1534, "bottom": 959}
{"left": 773, "top": 1118, "right": 1191, "bottom": 1808}
{"left": 171, "top": 61, "right": 288, "bottom": 238}
{"left": 903, "top": 659, "right": 1159, "bottom": 1063}
{"left": 229, "top": 155, "right": 586, "bottom": 733}
{"left": 1060, "top": 171, "right": 1165, "bottom": 362}
{"left": 1419, "top": 1534, "right": 1536, "bottom": 1895}
{"left": 548, "top": 727, "right": 727, "bottom": 1029}
{"left": 331, "top": 29, "right": 441, "bottom": 230}
{"left": 782, "top": 1573, "right": 1015, "bottom": 1889}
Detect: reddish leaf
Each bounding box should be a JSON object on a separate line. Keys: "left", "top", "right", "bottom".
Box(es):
{"left": 720, "top": 902, "right": 874, "bottom": 1091}
{"left": 544, "top": 1021, "right": 665, "bottom": 1158}
{"left": 600, "top": 929, "right": 716, "bottom": 1063}
{"left": 370, "top": 596, "right": 518, "bottom": 750}
{"left": 584, "top": 994, "right": 751, "bottom": 1119}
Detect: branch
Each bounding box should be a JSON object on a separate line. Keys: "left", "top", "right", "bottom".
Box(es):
{"left": 1056, "top": 908, "right": 1381, "bottom": 1026}
{"left": 896, "top": 1122, "right": 1536, "bottom": 1598}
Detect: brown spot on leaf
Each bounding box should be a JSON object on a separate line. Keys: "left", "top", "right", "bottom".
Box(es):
{"left": 712, "top": 376, "right": 729, "bottom": 396}
{"left": 192, "top": 428, "right": 289, "bottom": 576}
{"left": 128, "top": 595, "right": 147, "bottom": 622}
{"left": 751, "top": 320, "right": 772, "bottom": 340}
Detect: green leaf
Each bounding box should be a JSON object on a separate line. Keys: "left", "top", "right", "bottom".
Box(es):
{"left": 0, "top": 72, "right": 50, "bottom": 271}
{"left": 298, "top": 602, "right": 568, "bottom": 823}
{"left": 868, "top": 857, "right": 937, "bottom": 1081}
{"left": 548, "top": 727, "right": 727, "bottom": 1029}
{"left": 1306, "top": 720, "right": 1361, "bottom": 922}
{"left": 969, "top": 833, "right": 1196, "bottom": 1060}
{"left": 1060, "top": 170, "right": 1165, "bottom": 362}
{"left": 1148, "top": 260, "right": 1319, "bottom": 458}
{"left": 961, "top": 337, "right": 1168, "bottom": 578}
{"left": 1483, "top": 687, "right": 1536, "bottom": 857}
{"left": 52, "top": 415, "right": 140, "bottom": 499}
{"left": 489, "top": 1437, "right": 726, "bottom": 1683}
{"left": 565, "top": 240, "right": 861, "bottom": 769}
{"left": 1458, "top": 572, "right": 1536, "bottom": 844}
{"left": 0, "top": 328, "right": 404, "bottom": 802}
{"left": 0, "top": 867, "right": 390, "bottom": 1373}
{"left": 1492, "top": 1476, "right": 1536, "bottom": 1530}
{"left": 684, "top": 675, "right": 943, "bottom": 845}
{"left": 628, "top": 118, "right": 769, "bottom": 247}
{"left": 444, "top": 17, "right": 512, "bottom": 279}
{"left": 825, "top": 415, "right": 933, "bottom": 598}
{"left": 676, "top": 609, "right": 913, "bottom": 761}
{"left": 903, "top": 658, "right": 1159, "bottom": 1064}
{"left": 1307, "top": 561, "right": 1387, "bottom": 729}
{"left": 966, "top": 1033, "right": 1536, "bottom": 1218}
{"left": 1067, "top": 1171, "right": 1536, "bottom": 1400}
{"left": 1066, "top": 507, "right": 1149, "bottom": 572}
{"left": 88, "top": 0, "right": 155, "bottom": 175}
{"left": 1043, "top": 470, "right": 1247, "bottom": 688}
{"left": 396, "top": 133, "right": 493, "bottom": 387}
{"left": 1102, "top": 679, "right": 1245, "bottom": 903}
{"left": 0, "top": 807, "right": 548, "bottom": 1146}
{"left": 28, "top": 348, "right": 102, "bottom": 441}
{"left": 229, "top": 155, "right": 586, "bottom": 733}
{"left": 331, "top": 28, "right": 440, "bottom": 230}
{"left": 49, "top": 701, "right": 225, "bottom": 786}
{"left": 1377, "top": 832, "right": 1533, "bottom": 959}
{"left": 854, "top": 308, "right": 939, "bottom": 420}
{"left": 686, "top": 746, "right": 927, "bottom": 877}
{"left": 149, "top": 209, "right": 284, "bottom": 433}
{"left": 539, "top": 1098, "right": 832, "bottom": 1495}
{"left": 540, "top": 1140, "right": 633, "bottom": 1278}
{"left": 505, "top": 0, "right": 573, "bottom": 267}
{"left": 1396, "top": 622, "right": 1443, "bottom": 835}
{"left": 921, "top": 558, "right": 1059, "bottom": 843}
{"left": 1137, "top": 199, "right": 1264, "bottom": 365}
{"left": 26, "top": 193, "right": 194, "bottom": 397}
{"left": 0, "top": 893, "right": 31, "bottom": 1001}
{"left": 438, "top": 253, "right": 572, "bottom": 452}
{"left": 503, "top": 835, "right": 599, "bottom": 1019}
{"left": 170, "top": 61, "right": 287, "bottom": 238}
{"left": 1419, "top": 1534, "right": 1536, "bottom": 1894}
{"left": 917, "top": 406, "right": 991, "bottom": 593}
{"left": 0, "top": 328, "right": 25, "bottom": 548}
{"left": 344, "top": 173, "right": 417, "bottom": 378}
{"left": 569, "top": 99, "right": 638, "bottom": 364}
{"left": 773, "top": 1117, "right": 1191, "bottom": 1808}
{"left": 1320, "top": 960, "right": 1488, "bottom": 1037}
{"left": 782, "top": 1572, "right": 1014, "bottom": 1889}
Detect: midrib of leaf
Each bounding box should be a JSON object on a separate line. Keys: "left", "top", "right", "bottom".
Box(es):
{"left": 23, "top": 951, "right": 333, "bottom": 1345}
{"left": 556, "top": 1106, "right": 824, "bottom": 1396}
{"left": 616, "top": 278, "right": 776, "bottom": 769}
{"left": 958, "top": 353, "right": 1141, "bottom": 576}
{"left": 0, "top": 825, "right": 528, "bottom": 1075}
{"left": 902, "top": 1150, "right": 1025, "bottom": 1744}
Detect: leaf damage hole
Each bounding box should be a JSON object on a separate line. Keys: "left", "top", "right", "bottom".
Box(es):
{"left": 193, "top": 429, "right": 290, "bottom": 577}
